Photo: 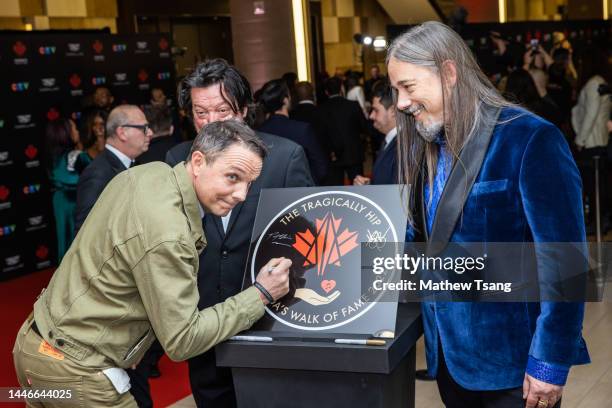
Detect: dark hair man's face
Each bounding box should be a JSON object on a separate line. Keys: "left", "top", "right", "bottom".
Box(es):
{"left": 191, "top": 84, "right": 245, "bottom": 132}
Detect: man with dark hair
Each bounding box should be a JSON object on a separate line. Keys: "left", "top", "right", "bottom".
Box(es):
{"left": 166, "top": 59, "right": 313, "bottom": 407}
{"left": 318, "top": 76, "right": 368, "bottom": 185}
{"left": 137, "top": 106, "right": 178, "bottom": 164}
{"left": 364, "top": 64, "right": 384, "bottom": 101}
{"left": 257, "top": 78, "right": 328, "bottom": 184}
{"left": 290, "top": 81, "right": 326, "bottom": 150}
{"left": 353, "top": 80, "right": 397, "bottom": 185}
{"left": 14, "top": 120, "right": 292, "bottom": 407}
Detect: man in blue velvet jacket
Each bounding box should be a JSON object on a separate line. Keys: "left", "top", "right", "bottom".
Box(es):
{"left": 387, "top": 22, "right": 589, "bottom": 408}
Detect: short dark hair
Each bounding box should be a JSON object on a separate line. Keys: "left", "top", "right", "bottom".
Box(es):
{"left": 325, "top": 76, "right": 342, "bottom": 95}
{"left": 178, "top": 59, "right": 253, "bottom": 118}
{"left": 188, "top": 119, "right": 267, "bottom": 164}
{"left": 144, "top": 106, "right": 173, "bottom": 135}
{"left": 257, "top": 79, "right": 289, "bottom": 114}
{"left": 371, "top": 80, "right": 394, "bottom": 109}
{"left": 295, "top": 81, "right": 314, "bottom": 102}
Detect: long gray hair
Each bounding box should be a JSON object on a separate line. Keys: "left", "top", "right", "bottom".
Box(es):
{"left": 386, "top": 21, "right": 513, "bottom": 226}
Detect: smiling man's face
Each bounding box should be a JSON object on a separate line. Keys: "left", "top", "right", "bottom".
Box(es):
{"left": 189, "top": 143, "right": 262, "bottom": 216}
{"left": 388, "top": 57, "right": 445, "bottom": 141}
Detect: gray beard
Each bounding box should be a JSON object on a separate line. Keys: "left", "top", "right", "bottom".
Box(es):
{"left": 416, "top": 120, "right": 443, "bottom": 142}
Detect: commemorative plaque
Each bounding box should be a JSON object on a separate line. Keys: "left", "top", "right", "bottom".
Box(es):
{"left": 243, "top": 185, "right": 408, "bottom": 337}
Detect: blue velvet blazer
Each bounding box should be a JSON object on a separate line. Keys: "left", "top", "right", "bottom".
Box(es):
{"left": 420, "top": 106, "right": 590, "bottom": 390}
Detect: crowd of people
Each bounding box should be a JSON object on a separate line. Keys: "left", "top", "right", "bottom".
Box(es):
{"left": 28, "top": 20, "right": 609, "bottom": 408}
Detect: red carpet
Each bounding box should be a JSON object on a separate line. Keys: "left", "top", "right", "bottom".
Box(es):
{"left": 0, "top": 269, "right": 191, "bottom": 407}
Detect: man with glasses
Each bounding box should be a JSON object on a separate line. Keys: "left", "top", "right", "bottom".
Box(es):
{"left": 75, "top": 105, "right": 153, "bottom": 233}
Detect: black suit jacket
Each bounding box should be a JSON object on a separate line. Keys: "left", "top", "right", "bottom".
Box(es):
{"left": 258, "top": 114, "right": 328, "bottom": 184}
{"left": 75, "top": 148, "right": 127, "bottom": 233}
{"left": 371, "top": 135, "right": 398, "bottom": 185}
{"left": 317, "top": 96, "right": 367, "bottom": 166}
{"left": 165, "top": 131, "right": 313, "bottom": 309}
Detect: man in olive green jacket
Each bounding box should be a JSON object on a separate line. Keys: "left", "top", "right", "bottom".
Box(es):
{"left": 13, "top": 120, "right": 291, "bottom": 407}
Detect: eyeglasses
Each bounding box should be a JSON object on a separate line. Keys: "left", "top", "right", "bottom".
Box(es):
{"left": 121, "top": 124, "right": 150, "bottom": 134}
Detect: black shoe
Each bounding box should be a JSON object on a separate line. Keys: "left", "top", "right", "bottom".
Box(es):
{"left": 149, "top": 364, "right": 161, "bottom": 379}
{"left": 416, "top": 369, "right": 435, "bottom": 381}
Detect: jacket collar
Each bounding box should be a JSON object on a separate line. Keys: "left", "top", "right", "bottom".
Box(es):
{"left": 422, "top": 104, "right": 501, "bottom": 255}
{"left": 172, "top": 162, "right": 206, "bottom": 251}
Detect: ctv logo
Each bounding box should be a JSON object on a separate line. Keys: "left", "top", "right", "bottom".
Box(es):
{"left": 157, "top": 72, "right": 171, "bottom": 80}
{"left": 112, "top": 44, "right": 127, "bottom": 52}
{"left": 0, "top": 224, "right": 16, "bottom": 236}
{"left": 23, "top": 184, "right": 41, "bottom": 194}
{"left": 91, "top": 76, "right": 106, "bottom": 85}
{"left": 11, "top": 82, "right": 29, "bottom": 92}
{"left": 38, "top": 46, "right": 56, "bottom": 55}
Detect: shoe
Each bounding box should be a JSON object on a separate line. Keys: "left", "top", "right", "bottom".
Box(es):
{"left": 416, "top": 369, "right": 435, "bottom": 381}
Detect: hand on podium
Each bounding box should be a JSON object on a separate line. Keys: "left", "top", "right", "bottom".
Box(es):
{"left": 255, "top": 257, "right": 292, "bottom": 304}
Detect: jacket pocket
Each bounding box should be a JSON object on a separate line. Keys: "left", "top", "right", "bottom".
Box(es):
{"left": 470, "top": 179, "right": 509, "bottom": 196}
{"left": 123, "top": 328, "right": 152, "bottom": 362}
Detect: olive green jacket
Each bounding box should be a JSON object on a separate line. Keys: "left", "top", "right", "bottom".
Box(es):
{"left": 34, "top": 162, "right": 264, "bottom": 369}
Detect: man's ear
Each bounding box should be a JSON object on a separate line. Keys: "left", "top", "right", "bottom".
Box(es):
{"left": 115, "top": 126, "right": 128, "bottom": 142}
{"left": 441, "top": 60, "right": 457, "bottom": 89}
{"left": 190, "top": 150, "right": 207, "bottom": 173}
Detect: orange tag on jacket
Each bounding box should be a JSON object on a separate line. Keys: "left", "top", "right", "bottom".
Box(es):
{"left": 38, "top": 340, "right": 64, "bottom": 360}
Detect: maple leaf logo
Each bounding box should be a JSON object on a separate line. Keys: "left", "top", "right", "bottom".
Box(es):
{"left": 293, "top": 212, "right": 359, "bottom": 277}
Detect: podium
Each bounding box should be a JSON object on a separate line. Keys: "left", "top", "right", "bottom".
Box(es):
{"left": 215, "top": 303, "right": 423, "bottom": 408}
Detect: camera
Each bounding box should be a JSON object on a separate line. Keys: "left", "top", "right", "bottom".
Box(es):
{"left": 530, "top": 39, "right": 540, "bottom": 55}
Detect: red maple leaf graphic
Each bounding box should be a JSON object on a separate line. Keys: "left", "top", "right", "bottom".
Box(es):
{"left": 292, "top": 212, "right": 359, "bottom": 277}
{"left": 25, "top": 145, "right": 38, "bottom": 160}
{"left": 36, "top": 245, "right": 48, "bottom": 260}
{"left": 13, "top": 41, "right": 26, "bottom": 56}
{"left": 0, "top": 186, "right": 9, "bottom": 201}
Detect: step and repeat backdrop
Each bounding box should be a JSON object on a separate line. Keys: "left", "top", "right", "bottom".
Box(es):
{"left": 0, "top": 32, "right": 175, "bottom": 280}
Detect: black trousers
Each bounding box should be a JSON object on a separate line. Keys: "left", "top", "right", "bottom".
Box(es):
{"left": 436, "top": 345, "right": 561, "bottom": 408}
{"left": 127, "top": 340, "right": 165, "bottom": 408}
{"left": 187, "top": 348, "right": 236, "bottom": 408}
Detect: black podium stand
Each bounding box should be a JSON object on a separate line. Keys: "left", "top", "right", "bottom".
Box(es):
{"left": 215, "top": 303, "right": 423, "bottom": 408}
